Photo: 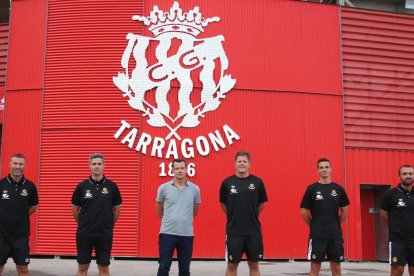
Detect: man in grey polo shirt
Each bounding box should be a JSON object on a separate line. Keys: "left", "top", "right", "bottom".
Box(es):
{"left": 156, "top": 158, "right": 201, "bottom": 276}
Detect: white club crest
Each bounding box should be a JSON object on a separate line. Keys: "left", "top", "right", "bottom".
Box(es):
{"left": 113, "top": 2, "right": 236, "bottom": 140}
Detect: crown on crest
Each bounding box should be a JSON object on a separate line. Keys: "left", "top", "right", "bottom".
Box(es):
{"left": 132, "top": 1, "right": 220, "bottom": 37}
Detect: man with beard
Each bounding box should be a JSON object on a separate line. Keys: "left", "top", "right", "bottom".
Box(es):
{"left": 300, "top": 158, "right": 350, "bottom": 276}
{"left": 381, "top": 164, "right": 414, "bottom": 276}
{"left": 0, "top": 153, "right": 38, "bottom": 276}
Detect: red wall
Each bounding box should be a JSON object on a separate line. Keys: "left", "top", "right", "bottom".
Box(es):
{"left": 342, "top": 7, "right": 414, "bottom": 260}
{"left": 33, "top": 0, "right": 343, "bottom": 258}
{"left": 172, "top": 0, "right": 342, "bottom": 94}
{"left": 6, "top": 0, "right": 46, "bottom": 90}
{"left": 345, "top": 149, "right": 414, "bottom": 260}
{"left": 4, "top": 0, "right": 413, "bottom": 260}
{"left": 36, "top": 0, "right": 143, "bottom": 256}
{"left": 342, "top": 8, "right": 414, "bottom": 150}
{"left": 0, "top": 23, "right": 9, "bottom": 87}
{"left": 1, "top": 0, "right": 48, "bottom": 253}
{"left": 137, "top": 90, "right": 345, "bottom": 257}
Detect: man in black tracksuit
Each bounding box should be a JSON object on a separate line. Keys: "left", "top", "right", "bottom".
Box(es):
{"left": 381, "top": 164, "right": 414, "bottom": 276}
{"left": 72, "top": 153, "right": 122, "bottom": 276}
{"left": 0, "top": 153, "right": 38, "bottom": 276}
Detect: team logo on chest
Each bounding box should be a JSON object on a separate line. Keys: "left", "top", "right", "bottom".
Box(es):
{"left": 101, "top": 187, "right": 109, "bottom": 194}
{"left": 230, "top": 185, "right": 238, "bottom": 194}
{"left": 84, "top": 190, "right": 93, "bottom": 199}
{"left": 1, "top": 190, "right": 9, "bottom": 200}
{"left": 21, "top": 189, "right": 28, "bottom": 196}
{"left": 397, "top": 199, "right": 406, "bottom": 207}
{"left": 248, "top": 184, "right": 255, "bottom": 190}
{"left": 330, "top": 189, "right": 337, "bottom": 197}
{"left": 315, "top": 191, "right": 324, "bottom": 200}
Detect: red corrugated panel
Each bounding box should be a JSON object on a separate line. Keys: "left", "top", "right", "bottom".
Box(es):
{"left": 43, "top": 0, "right": 143, "bottom": 128}
{"left": 0, "top": 89, "right": 42, "bottom": 253}
{"left": 38, "top": 0, "right": 345, "bottom": 258}
{"left": 0, "top": 23, "right": 9, "bottom": 86}
{"left": 36, "top": 129, "right": 139, "bottom": 256}
{"left": 341, "top": 8, "right": 414, "bottom": 150}
{"left": 136, "top": 90, "right": 345, "bottom": 258}
{"left": 37, "top": 0, "right": 144, "bottom": 255}
{"left": 140, "top": 0, "right": 341, "bottom": 94}
{"left": 6, "top": 0, "right": 47, "bottom": 90}
{"left": 345, "top": 148, "right": 414, "bottom": 260}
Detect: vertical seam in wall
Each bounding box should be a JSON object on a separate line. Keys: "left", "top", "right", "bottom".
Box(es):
{"left": 338, "top": 5, "right": 351, "bottom": 261}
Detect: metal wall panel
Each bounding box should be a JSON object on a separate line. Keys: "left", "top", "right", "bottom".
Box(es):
{"left": 136, "top": 90, "right": 345, "bottom": 258}
{"left": 37, "top": 0, "right": 144, "bottom": 255}
{"left": 0, "top": 89, "right": 42, "bottom": 253}
{"left": 140, "top": 0, "right": 342, "bottom": 94}
{"left": 1, "top": 0, "right": 46, "bottom": 254}
{"left": 36, "top": 129, "right": 139, "bottom": 256}
{"left": 37, "top": 0, "right": 344, "bottom": 258}
{"left": 3, "top": 0, "right": 411, "bottom": 260}
{"left": 0, "top": 23, "right": 9, "bottom": 87}
{"left": 341, "top": 7, "right": 414, "bottom": 260}
{"left": 6, "top": 0, "right": 47, "bottom": 90}
{"left": 341, "top": 8, "right": 414, "bottom": 150}
{"left": 43, "top": 0, "right": 143, "bottom": 128}
{"left": 345, "top": 148, "right": 414, "bottom": 260}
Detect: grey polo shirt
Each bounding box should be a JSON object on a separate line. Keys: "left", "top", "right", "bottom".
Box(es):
{"left": 156, "top": 180, "right": 201, "bottom": 236}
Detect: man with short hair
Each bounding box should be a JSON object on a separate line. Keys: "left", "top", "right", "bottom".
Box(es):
{"left": 0, "top": 153, "right": 38, "bottom": 276}
{"left": 71, "top": 153, "right": 122, "bottom": 276}
{"left": 220, "top": 151, "right": 268, "bottom": 276}
{"left": 380, "top": 164, "right": 414, "bottom": 276}
{"left": 156, "top": 158, "right": 201, "bottom": 276}
{"left": 300, "top": 158, "right": 350, "bottom": 276}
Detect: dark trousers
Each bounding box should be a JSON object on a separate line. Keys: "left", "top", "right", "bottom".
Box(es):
{"left": 157, "top": 233, "right": 194, "bottom": 276}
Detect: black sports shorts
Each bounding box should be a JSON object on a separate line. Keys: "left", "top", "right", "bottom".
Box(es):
{"left": 307, "top": 238, "right": 344, "bottom": 263}
{"left": 225, "top": 234, "right": 264, "bottom": 263}
{"left": 389, "top": 241, "right": 414, "bottom": 266}
{"left": 0, "top": 236, "right": 30, "bottom": 266}
{"left": 76, "top": 235, "right": 113, "bottom": 266}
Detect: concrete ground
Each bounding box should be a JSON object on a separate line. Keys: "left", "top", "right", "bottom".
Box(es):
{"left": 0, "top": 257, "right": 402, "bottom": 276}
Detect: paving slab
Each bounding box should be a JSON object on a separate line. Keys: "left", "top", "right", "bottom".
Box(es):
{"left": 0, "top": 258, "right": 400, "bottom": 275}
